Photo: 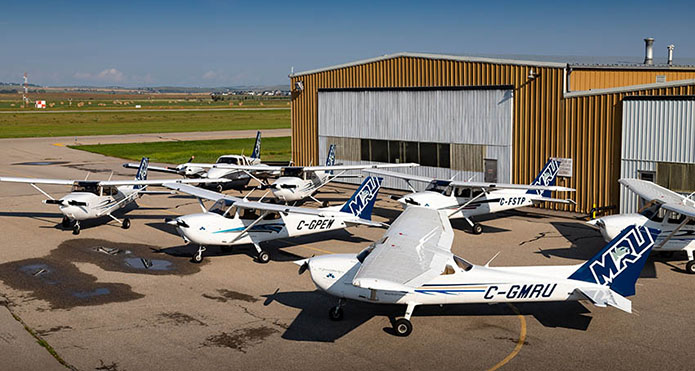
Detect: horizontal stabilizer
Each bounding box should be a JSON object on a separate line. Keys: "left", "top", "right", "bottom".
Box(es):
{"left": 531, "top": 197, "right": 576, "bottom": 204}
{"left": 575, "top": 287, "right": 632, "bottom": 313}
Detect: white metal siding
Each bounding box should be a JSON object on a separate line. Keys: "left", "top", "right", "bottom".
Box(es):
{"left": 620, "top": 99, "right": 695, "bottom": 213}
{"left": 318, "top": 89, "right": 513, "bottom": 189}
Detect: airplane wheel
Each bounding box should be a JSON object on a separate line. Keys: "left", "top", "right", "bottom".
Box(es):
{"left": 686, "top": 260, "right": 695, "bottom": 275}
{"left": 472, "top": 223, "right": 483, "bottom": 235}
{"left": 122, "top": 218, "right": 131, "bottom": 229}
{"left": 191, "top": 253, "right": 203, "bottom": 264}
{"left": 328, "top": 306, "right": 344, "bottom": 321}
{"left": 61, "top": 217, "right": 71, "bottom": 228}
{"left": 257, "top": 251, "right": 270, "bottom": 264}
{"left": 216, "top": 184, "right": 224, "bottom": 193}
{"left": 72, "top": 224, "right": 80, "bottom": 235}
{"left": 322, "top": 200, "right": 329, "bottom": 207}
{"left": 393, "top": 318, "right": 413, "bottom": 337}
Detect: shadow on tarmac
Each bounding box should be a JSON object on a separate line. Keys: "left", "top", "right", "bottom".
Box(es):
{"left": 263, "top": 290, "right": 593, "bottom": 341}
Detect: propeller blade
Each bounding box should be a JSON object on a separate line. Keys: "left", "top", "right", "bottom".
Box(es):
{"left": 298, "top": 261, "right": 309, "bottom": 275}
{"left": 404, "top": 197, "right": 420, "bottom": 206}
{"left": 280, "top": 184, "right": 297, "bottom": 189}
{"left": 43, "top": 199, "right": 64, "bottom": 205}
{"left": 68, "top": 200, "right": 87, "bottom": 207}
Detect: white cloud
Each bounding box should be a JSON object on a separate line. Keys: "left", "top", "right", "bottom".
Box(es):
{"left": 73, "top": 68, "right": 125, "bottom": 83}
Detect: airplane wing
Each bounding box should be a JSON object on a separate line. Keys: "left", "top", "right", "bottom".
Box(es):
{"left": 363, "top": 168, "right": 435, "bottom": 183}
{"left": 351, "top": 206, "right": 454, "bottom": 292}
{"left": 123, "top": 163, "right": 181, "bottom": 174}
{"left": 0, "top": 177, "right": 75, "bottom": 185}
{"left": 449, "top": 180, "right": 574, "bottom": 192}
{"left": 207, "top": 164, "right": 285, "bottom": 172}
{"left": 163, "top": 183, "right": 335, "bottom": 217}
{"left": 99, "top": 178, "right": 229, "bottom": 186}
{"left": 302, "top": 163, "right": 419, "bottom": 172}
{"left": 619, "top": 178, "right": 690, "bottom": 206}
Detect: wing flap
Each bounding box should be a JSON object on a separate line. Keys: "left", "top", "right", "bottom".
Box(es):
{"left": 449, "top": 180, "right": 574, "bottom": 192}
{"left": 362, "top": 168, "right": 435, "bottom": 183}
{"left": 0, "top": 177, "right": 75, "bottom": 185}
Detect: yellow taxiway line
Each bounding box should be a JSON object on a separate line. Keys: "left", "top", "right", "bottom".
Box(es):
{"left": 487, "top": 304, "right": 527, "bottom": 371}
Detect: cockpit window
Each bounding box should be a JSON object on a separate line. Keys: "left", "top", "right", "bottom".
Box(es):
{"left": 71, "top": 182, "right": 99, "bottom": 195}
{"left": 453, "top": 256, "right": 473, "bottom": 271}
{"left": 357, "top": 236, "right": 387, "bottom": 263}
{"left": 209, "top": 199, "right": 235, "bottom": 216}
{"left": 425, "top": 180, "right": 450, "bottom": 193}
{"left": 282, "top": 167, "right": 304, "bottom": 177}
{"left": 454, "top": 187, "right": 472, "bottom": 198}
{"left": 216, "top": 157, "right": 239, "bottom": 165}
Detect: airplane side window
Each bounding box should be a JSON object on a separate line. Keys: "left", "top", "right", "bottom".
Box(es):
{"left": 455, "top": 188, "right": 471, "bottom": 198}
{"left": 441, "top": 265, "right": 455, "bottom": 275}
{"left": 263, "top": 212, "right": 280, "bottom": 220}
{"left": 688, "top": 219, "right": 695, "bottom": 226}
{"left": 241, "top": 209, "right": 259, "bottom": 220}
{"left": 443, "top": 186, "right": 453, "bottom": 197}
{"left": 668, "top": 213, "right": 686, "bottom": 224}
{"left": 454, "top": 256, "right": 473, "bottom": 271}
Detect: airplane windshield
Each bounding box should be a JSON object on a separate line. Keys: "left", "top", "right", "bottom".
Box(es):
{"left": 425, "top": 180, "right": 450, "bottom": 194}
{"left": 639, "top": 203, "right": 662, "bottom": 221}
{"left": 209, "top": 199, "right": 236, "bottom": 216}
{"left": 282, "top": 167, "right": 304, "bottom": 177}
{"left": 71, "top": 182, "right": 99, "bottom": 195}
{"left": 216, "top": 157, "right": 239, "bottom": 165}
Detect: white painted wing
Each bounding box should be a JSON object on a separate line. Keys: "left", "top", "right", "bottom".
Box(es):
{"left": 352, "top": 206, "right": 454, "bottom": 291}
{"left": 123, "top": 163, "right": 181, "bottom": 174}
{"left": 619, "top": 178, "right": 688, "bottom": 205}
{"left": 101, "top": 178, "right": 229, "bottom": 186}
{"left": 163, "top": 183, "right": 330, "bottom": 217}
{"left": 0, "top": 177, "right": 75, "bottom": 185}
{"left": 302, "top": 162, "right": 419, "bottom": 172}
{"left": 362, "top": 168, "right": 435, "bottom": 183}
{"left": 449, "top": 180, "right": 574, "bottom": 192}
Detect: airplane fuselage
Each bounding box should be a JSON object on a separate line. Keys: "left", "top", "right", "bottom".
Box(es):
{"left": 172, "top": 210, "right": 351, "bottom": 246}
{"left": 271, "top": 171, "right": 330, "bottom": 202}
{"left": 306, "top": 253, "right": 598, "bottom": 306}
{"left": 592, "top": 213, "right": 695, "bottom": 252}
{"left": 57, "top": 186, "right": 139, "bottom": 221}
{"left": 397, "top": 189, "right": 538, "bottom": 219}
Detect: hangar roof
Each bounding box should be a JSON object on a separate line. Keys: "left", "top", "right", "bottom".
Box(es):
{"left": 290, "top": 52, "right": 695, "bottom": 77}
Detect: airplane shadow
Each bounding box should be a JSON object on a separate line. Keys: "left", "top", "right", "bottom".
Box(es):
{"left": 0, "top": 211, "right": 65, "bottom": 225}
{"left": 264, "top": 290, "right": 593, "bottom": 342}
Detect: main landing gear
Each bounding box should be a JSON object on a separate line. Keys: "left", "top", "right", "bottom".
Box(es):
{"left": 61, "top": 216, "right": 71, "bottom": 229}
{"left": 253, "top": 243, "right": 270, "bottom": 264}
{"left": 327, "top": 300, "right": 417, "bottom": 337}
{"left": 464, "top": 218, "right": 483, "bottom": 235}
{"left": 686, "top": 250, "right": 695, "bottom": 275}
{"left": 328, "top": 298, "right": 345, "bottom": 321}
{"left": 192, "top": 245, "right": 207, "bottom": 263}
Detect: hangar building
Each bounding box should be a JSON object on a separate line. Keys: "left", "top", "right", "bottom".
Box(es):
{"left": 289, "top": 46, "right": 695, "bottom": 214}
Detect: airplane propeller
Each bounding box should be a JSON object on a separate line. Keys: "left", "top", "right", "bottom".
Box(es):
{"left": 298, "top": 261, "right": 309, "bottom": 275}
{"left": 279, "top": 184, "right": 297, "bottom": 189}
{"left": 165, "top": 217, "right": 189, "bottom": 228}
{"left": 44, "top": 199, "right": 65, "bottom": 205}
{"left": 68, "top": 200, "right": 88, "bottom": 207}
{"left": 403, "top": 197, "right": 420, "bottom": 206}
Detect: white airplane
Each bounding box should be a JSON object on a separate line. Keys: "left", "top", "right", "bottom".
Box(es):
{"left": 296, "top": 206, "right": 658, "bottom": 336}
{"left": 0, "top": 158, "right": 228, "bottom": 234}
{"left": 123, "top": 131, "right": 272, "bottom": 191}
{"left": 588, "top": 178, "right": 695, "bottom": 273}
{"left": 366, "top": 159, "right": 574, "bottom": 234}
{"left": 164, "top": 176, "right": 385, "bottom": 263}
{"left": 205, "top": 144, "right": 418, "bottom": 203}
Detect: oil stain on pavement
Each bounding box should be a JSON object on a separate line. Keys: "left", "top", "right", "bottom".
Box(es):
{"left": 0, "top": 239, "right": 203, "bottom": 310}
{"left": 203, "top": 326, "right": 278, "bottom": 353}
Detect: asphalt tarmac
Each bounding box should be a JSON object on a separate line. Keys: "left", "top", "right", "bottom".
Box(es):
{"left": 0, "top": 134, "right": 691, "bottom": 370}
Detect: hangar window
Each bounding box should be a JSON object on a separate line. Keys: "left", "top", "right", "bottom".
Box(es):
{"left": 405, "top": 141, "right": 419, "bottom": 163}
{"left": 358, "top": 139, "right": 449, "bottom": 169}
{"left": 360, "top": 139, "right": 370, "bottom": 161}
{"left": 638, "top": 170, "right": 655, "bottom": 183}
{"left": 388, "top": 140, "right": 401, "bottom": 163}
{"left": 370, "top": 140, "right": 388, "bottom": 163}
{"left": 438, "top": 143, "right": 450, "bottom": 168}
{"left": 419, "top": 142, "right": 438, "bottom": 167}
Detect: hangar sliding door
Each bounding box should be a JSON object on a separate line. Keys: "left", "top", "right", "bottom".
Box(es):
{"left": 318, "top": 87, "right": 514, "bottom": 191}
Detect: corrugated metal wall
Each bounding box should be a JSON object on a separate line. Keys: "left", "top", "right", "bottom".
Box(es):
{"left": 291, "top": 55, "right": 695, "bottom": 213}
{"left": 317, "top": 88, "right": 513, "bottom": 190}
{"left": 571, "top": 70, "right": 695, "bottom": 91}
{"left": 619, "top": 98, "right": 695, "bottom": 213}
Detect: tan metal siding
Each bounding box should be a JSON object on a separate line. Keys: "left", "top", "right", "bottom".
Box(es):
{"left": 571, "top": 70, "right": 695, "bottom": 91}
{"left": 291, "top": 55, "right": 695, "bottom": 213}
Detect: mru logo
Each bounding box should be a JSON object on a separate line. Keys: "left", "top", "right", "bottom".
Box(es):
{"left": 347, "top": 177, "right": 382, "bottom": 216}
{"left": 529, "top": 159, "right": 559, "bottom": 195}
{"left": 589, "top": 227, "right": 654, "bottom": 286}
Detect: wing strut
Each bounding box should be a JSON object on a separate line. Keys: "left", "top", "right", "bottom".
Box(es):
{"left": 656, "top": 216, "right": 693, "bottom": 249}
{"left": 230, "top": 211, "right": 271, "bottom": 244}
{"left": 30, "top": 183, "right": 55, "bottom": 200}
{"left": 447, "top": 189, "right": 486, "bottom": 218}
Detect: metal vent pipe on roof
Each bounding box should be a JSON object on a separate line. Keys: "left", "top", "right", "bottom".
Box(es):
{"left": 643, "top": 38, "right": 654, "bottom": 65}
{"left": 667, "top": 44, "right": 675, "bottom": 66}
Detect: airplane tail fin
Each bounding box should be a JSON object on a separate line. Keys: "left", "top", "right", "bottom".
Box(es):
{"left": 324, "top": 144, "right": 336, "bottom": 174}
{"left": 526, "top": 158, "right": 561, "bottom": 197}
{"left": 339, "top": 176, "right": 383, "bottom": 220}
{"left": 251, "top": 131, "right": 261, "bottom": 160}
{"left": 568, "top": 225, "right": 659, "bottom": 297}
{"left": 134, "top": 157, "right": 149, "bottom": 189}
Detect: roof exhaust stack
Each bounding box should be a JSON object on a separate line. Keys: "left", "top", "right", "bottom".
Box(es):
{"left": 643, "top": 38, "right": 654, "bottom": 65}
{"left": 667, "top": 44, "right": 675, "bottom": 66}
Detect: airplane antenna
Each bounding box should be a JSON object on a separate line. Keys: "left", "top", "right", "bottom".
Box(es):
{"left": 449, "top": 174, "right": 458, "bottom": 181}
{"left": 108, "top": 171, "right": 113, "bottom": 181}
{"left": 484, "top": 251, "right": 501, "bottom": 267}
{"left": 466, "top": 175, "right": 475, "bottom": 182}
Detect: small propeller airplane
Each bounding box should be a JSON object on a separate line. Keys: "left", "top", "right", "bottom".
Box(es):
{"left": 0, "top": 158, "right": 229, "bottom": 234}
{"left": 588, "top": 178, "right": 695, "bottom": 273}
{"left": 202, "top": 144, "right": 419, "bottom": 203}
{"left": 163, "top": 176, "right": 385, "bottom": 263}
{"left": 123, "top": 131, "right": 274, "bottom": 191}
{"left": 296, "top": 206, "right": 658, "bottom": 336}
{"left": 366, "top": 159, "right": 575, "bottom": 234}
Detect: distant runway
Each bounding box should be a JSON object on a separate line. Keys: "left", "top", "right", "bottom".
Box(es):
{"left": 0, "top": 107, "right": 289, "bottom": 114}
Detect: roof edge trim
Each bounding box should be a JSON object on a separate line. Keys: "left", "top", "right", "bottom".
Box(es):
{"left": 290, "top": 52, "right": 567, "bottom": 77}
{"left": 564, "top": 79, "right": 695, "bottom": 98}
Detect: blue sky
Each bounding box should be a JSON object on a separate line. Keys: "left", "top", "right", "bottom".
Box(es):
{"left": 1, "top": 0, "right": 693, "bottom": 87}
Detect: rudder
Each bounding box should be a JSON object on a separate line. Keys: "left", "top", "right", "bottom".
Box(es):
{"left": 251, "top": 131, "right": 261, "bottom": 159}
{"left": 527, "top": 159, "right": 561, "bottom": 197}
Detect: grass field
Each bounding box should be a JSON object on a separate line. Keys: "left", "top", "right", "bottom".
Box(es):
{"left": 70, "top": 136, "right": 291, "bottom": 164}
{"left": 0, "top": 109, "right": 289, "bottom": 138}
